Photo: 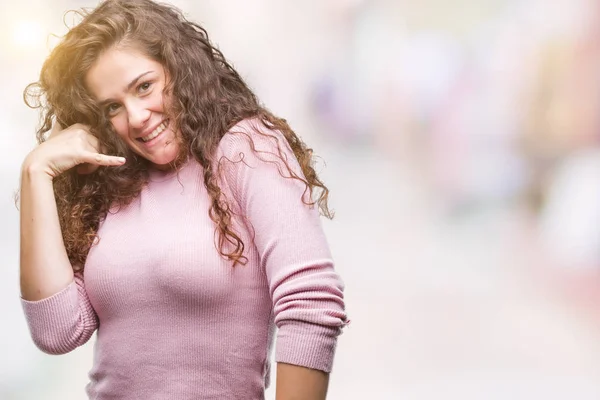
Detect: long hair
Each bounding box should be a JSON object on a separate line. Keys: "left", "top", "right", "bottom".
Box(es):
{"left": 23, "top": 0, "right": 332, "bottom": 270}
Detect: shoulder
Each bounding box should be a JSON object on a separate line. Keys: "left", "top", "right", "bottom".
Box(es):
{"left": 216, "top": 117, "right": 292, "bottom": 164}
{"left": 214, "top": 117, "right": 304, "bottom": 197}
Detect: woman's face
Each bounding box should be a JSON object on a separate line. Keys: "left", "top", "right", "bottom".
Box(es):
{"left": 85, "top": 46, "right": 181, "bottom": 169}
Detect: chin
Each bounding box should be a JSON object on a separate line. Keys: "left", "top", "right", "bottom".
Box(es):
{"left": 148, "top": 147, "right": 183, "bottom": 169}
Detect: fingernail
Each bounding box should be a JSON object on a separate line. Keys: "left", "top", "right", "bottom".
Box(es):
{"left": 118, "top": 157, "right": 126, "bottom": 163}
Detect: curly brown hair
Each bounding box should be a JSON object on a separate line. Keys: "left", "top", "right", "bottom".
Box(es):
{"left": 23, "top": 0, "right": 332, "bottom": 270}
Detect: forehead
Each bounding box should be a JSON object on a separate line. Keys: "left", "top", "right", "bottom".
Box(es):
{"left": 85, "top": 47, "right": 163, "bottom": 100}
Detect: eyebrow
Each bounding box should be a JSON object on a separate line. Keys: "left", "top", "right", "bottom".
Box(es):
{"left": 98, "top": 71, "right": 154, "bottom": 106}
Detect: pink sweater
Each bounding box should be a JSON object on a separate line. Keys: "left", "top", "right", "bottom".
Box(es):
{"left": 21, "top": 120, "right": 348, "bottom": 400}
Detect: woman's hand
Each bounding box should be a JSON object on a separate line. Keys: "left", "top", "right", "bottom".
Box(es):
{"left": 22, "top": 123, "right": 125, "bottom": 179}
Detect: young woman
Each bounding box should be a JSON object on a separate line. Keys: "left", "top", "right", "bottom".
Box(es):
{"left": 19, "top": 0, "right": 348, "bottom": 399}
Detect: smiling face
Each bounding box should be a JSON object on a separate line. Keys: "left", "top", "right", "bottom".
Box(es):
{"left": 85, "top": 46, "right": 181, "bottom": 169}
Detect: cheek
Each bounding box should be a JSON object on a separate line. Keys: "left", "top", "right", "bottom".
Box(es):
{"left": 150, "top": 92, "right": 166, "bottom": 111}
{"left": 156, "top": 90, "right": 171, "bottom": 112}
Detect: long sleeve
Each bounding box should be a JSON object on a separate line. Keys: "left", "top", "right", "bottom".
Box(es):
{"left": 218, "top": 120, "right": 348, "bottom": 372}
{"left": 21, "top": 272, "right": 99, "bottom": 355}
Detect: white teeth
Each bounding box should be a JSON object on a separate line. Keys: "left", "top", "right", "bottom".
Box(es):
{"left": 140, "top": 121, "right": 168, "bottom": 142}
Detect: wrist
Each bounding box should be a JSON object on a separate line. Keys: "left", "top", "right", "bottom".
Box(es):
{"left": 21, "top": 158, "right": 53, "bottom": 181}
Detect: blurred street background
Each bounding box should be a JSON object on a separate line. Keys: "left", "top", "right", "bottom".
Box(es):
{"left": 2, "top": 0, "right": 600, "bottom": 399}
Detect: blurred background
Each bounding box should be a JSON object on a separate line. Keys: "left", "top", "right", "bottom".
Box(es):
{"left": 2, "top": 0, "right": 600, "bottom": 399}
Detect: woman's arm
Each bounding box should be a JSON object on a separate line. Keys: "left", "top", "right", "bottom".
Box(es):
{"left": 20, "top": 165, "right": 99, "bottom": 355}
{"left": 20, "top": 164, "right": 74, "bottom": 301}
{"left": 19, "top": 123, "right": 123, "bottom": 354}
{"left": 218, "top": 120, "right": 348, "bottom": 397}
{"left": 276, "top": 363, "right": 329, "bottom": 400}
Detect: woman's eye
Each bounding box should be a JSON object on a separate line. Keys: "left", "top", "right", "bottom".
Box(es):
{"left": 138, "top": 82, "right": 152, "bottom": 93}
{"left": 106, "top": 103, "right": 120, "bottom": 115}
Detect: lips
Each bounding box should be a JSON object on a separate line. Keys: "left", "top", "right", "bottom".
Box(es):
{"left": 137, "top": 119, "right": 169, "bottom": 142}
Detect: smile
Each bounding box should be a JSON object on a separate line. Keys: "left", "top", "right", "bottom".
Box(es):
{"left": 138, "top": 120, "right": 169, "bottom": 142}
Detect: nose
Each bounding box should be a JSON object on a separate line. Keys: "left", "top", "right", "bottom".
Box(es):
{"left": 126, "top": 99, "right": 151, "bottom": 129}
